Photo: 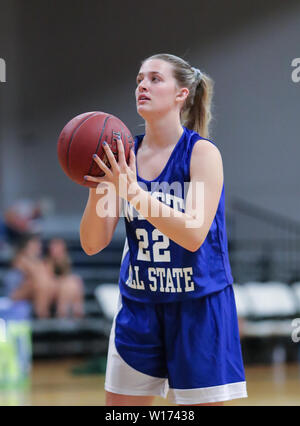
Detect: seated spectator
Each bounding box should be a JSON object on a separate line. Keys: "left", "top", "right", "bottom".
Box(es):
{"left": 3, "top": 198, "right": 52, "bottom": 245}
{"left": 44, "top": 238, "right": 84, "bottom": 319}
{"left": 2, "top": 233, "right": 57, "bottom": 318}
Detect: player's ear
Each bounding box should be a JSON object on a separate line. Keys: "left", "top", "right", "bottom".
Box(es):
{"left": 175, "top": 87, "right": 189, "bottom": 104}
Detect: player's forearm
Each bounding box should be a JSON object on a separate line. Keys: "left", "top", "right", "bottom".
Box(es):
{"left": 80, "top": 188, "right": 118, "bottom": 255}
{"left": 127, "top": 186, "right": 203, "bottom": 252}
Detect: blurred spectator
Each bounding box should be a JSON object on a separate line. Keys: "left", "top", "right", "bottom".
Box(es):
{"left": 44, "top": 238, "right": 84, "bottom": 319}
{"left": 3, "top": 198, "right": 53, "bottom": 245}
{"left": 2, "top": 233, "right": 57, "bottom": 318}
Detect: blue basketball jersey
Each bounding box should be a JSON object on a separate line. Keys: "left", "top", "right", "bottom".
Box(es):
{"left": 118, "top": 125, "right": 234, "bottom": 303}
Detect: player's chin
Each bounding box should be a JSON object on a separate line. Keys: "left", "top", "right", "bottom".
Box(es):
{"left": 136, "top": 103, "right": 161, "bottom": 119}
{"left": 136, "top": 102, "right": 150, "bottom": 111}
{"left": 136, "top": 104, "right": 152, "bottom": 118}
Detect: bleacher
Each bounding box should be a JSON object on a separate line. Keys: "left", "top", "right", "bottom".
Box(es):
{"left": 233, "top": 281, "right": 300, "bottom": 364}
{"left": 0, "top": 217, "right": 126, "bottom": 359}
{"left": 228, "top": 198, "right": 300, "bottom": 364}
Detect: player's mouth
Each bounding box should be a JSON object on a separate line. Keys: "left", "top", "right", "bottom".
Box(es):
{"left": 138, "top": 95, "right": 151, "bottom": 104}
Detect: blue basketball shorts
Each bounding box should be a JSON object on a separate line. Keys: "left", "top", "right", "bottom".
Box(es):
{"left": 104, "top": 284, "right": 247, "bottom": 405}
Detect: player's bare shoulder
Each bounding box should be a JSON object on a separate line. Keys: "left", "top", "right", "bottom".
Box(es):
{"left": 191, "top": 138, "right": 222, "bottom": 159}
{"left": 190, "top": 139, "right": 223, "bottom": 179}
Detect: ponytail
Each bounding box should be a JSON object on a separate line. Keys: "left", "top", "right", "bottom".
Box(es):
{"left": 181, "top": 72, "right": 214, "bottom": 138}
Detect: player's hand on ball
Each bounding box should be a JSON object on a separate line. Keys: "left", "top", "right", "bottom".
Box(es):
{"left": 84, "top": 135, "right": 138, "bottom": 200}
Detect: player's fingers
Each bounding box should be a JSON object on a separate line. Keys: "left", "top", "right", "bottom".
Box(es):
{"left": 129, "top": 148, "right": 136, "bottom": 174}
{"left": 116, "top": 137, "right": 126, "bottom": 168}
{"left": 84, "top": 174, "right": 106, "bottom": 183}
{"left": 92, "top": 153, "right": 113, "bottom": 177}
{"left": 102, "top": 141, "right": 118, "bottom": 172}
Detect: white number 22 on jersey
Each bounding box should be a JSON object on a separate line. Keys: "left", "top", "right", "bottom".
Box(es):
{"left": 136, "top": 228, "right": 171, "bottom": 262}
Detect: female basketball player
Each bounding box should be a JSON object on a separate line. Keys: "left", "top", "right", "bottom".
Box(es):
{"left": 80, "top": 53, "right": 247, "bottom": 406}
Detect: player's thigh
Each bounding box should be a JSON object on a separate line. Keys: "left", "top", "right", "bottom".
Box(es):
{"left": 105, "top": 390, "right": 155, "bottom": 406}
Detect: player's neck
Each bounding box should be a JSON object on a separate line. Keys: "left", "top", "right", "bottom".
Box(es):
{"left": 143, "top": 113, "right": 183, "bottom": 150}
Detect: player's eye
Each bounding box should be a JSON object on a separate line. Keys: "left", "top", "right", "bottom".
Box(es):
{"left": 136, "top": 76, "right": 160, "bottom": 85}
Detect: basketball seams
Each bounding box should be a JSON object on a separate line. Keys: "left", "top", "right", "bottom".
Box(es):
{"left": 66, "top": 112, "right": 101, "bottom": 173}
{"left": 86, "top": 115, "right": 111, "bottom": 177}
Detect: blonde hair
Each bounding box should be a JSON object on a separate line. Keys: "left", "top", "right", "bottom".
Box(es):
{"left": 141, "top": 53, "right": 214, "bottom": 138}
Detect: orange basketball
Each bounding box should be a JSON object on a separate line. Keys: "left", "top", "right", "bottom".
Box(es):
{"left": 57, "top": 111, "right": 134, "bottom": 188}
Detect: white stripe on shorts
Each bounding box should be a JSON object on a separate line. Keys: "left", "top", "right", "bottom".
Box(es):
{"left": 168, "top": 381, "right": 248, "bottom": 405}
{"left": 104, "top": 292, "right": 169, "bottom": 398}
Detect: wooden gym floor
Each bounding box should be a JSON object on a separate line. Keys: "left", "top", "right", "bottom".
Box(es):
{"left": 0, "top": 359, "right": 300, "bottom": 406}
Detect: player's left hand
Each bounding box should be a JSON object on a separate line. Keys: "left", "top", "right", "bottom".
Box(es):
{"left": 84, "top": 135, "right": 139, "bottom": 201}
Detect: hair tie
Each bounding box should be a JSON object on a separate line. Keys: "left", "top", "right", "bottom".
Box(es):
{"left": 191, "top": 67, "right": 203, "bottom": 82}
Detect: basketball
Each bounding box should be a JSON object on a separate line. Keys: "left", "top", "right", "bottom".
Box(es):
{"left": 57, "top": 111, "right": 135, "bottom": 188}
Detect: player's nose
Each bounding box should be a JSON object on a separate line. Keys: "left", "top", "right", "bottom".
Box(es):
{"left": 138, "top": 78, "right": 150, "bottom": 92}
